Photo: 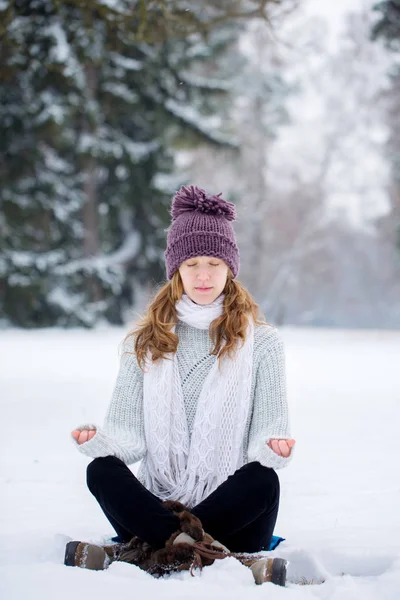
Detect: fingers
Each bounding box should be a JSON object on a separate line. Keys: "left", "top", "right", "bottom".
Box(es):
{"left": 267, "top": 438, "right": 296, "bottom": 457}
{"left": 278, "top": 439, "right": 289, "bottom": 456}
{"left": 79, "top": 430, "right": 89, "bottom": 444}
{"left": 78, "top": 429, "right": 96, "bottom": 444}
{"left": 268, "top": 439, "right": 282, "bottom": 456}
{"left": 71, "top": 428, "right": 96, "bottom": 445}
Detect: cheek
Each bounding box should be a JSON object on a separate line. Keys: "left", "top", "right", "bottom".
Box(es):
{"left": 217, "top": 271, "right": 228, "bottom": 286}
{"left": 180, "top": 270, "right": 193, "bottom": 286}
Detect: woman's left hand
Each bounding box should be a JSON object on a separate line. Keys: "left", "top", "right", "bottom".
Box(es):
{"left": 267, "top": 438, "right": 296, "bottom": 457}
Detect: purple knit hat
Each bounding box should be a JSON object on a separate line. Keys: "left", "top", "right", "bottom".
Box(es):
{"left": 164, "top": 185, "right": 240, "bottom": 280}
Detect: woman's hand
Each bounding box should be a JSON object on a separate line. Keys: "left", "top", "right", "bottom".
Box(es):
{"left": 267, "top": 438, "right": 296, "bottom": 457}
{"left": 72, "top": 429, "right": 96, "bottom": 445}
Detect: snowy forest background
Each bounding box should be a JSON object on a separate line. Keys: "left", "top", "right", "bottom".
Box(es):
{"left": 1, "top": 0, "right": 399, "bottom": 330}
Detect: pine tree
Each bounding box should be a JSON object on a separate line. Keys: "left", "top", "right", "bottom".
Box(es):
{"left": 0, "top": 1, "right": 84, "bottom": 327}
{"left": 371, "top": 0, "right": 400, "bottom": 252}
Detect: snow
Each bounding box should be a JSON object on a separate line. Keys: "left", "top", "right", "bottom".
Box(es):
{"left": 50, "top": 230, "right": 140, "bottom": 288}
{"left": 1, "top": 326, "right": 400, "bottom": 599}
{"left": 165, "top": 98, "right": 222, "bottom": 130}
{"left": 35, "top": 92, "right": 66, "bottom": 126}
{"left": 77, "top": 130, "right": 159, "bottom": 161}
{"left": 45, "top": 22, "right": 70, "bottom": 64}
{"left": 178, "top": 72, "right": 231, "bottom": 91}
{"left": 164, "top": 99, "right": 237, "bottom": 147}
{"left": 103, "top": 82, "right": 139, "bottom": 104}
{"left": 305, "top": 0, "right": 370, "bottom": 50}
{"left": 109, "top": 52, "right": 142, "bottom": 71}
{"left": 7, "top": 249, "right": 65, "bottom": 270}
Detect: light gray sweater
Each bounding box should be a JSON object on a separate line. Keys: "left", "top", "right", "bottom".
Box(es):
{"left": 74, "top": 321, "right": 293, "bottom": 471}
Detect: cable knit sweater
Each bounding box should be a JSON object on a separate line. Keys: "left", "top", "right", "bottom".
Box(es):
{"left": 74, "top": 321, "right": 293, "bottom": 473}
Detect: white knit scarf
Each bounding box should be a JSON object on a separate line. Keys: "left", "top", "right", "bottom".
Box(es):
{"left": 138, "top": 293, "right": 255, "bottom": 508}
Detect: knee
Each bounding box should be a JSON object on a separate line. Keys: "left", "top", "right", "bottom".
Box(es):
{"left": 245, "top": 462, "right": 280, "bottom": 496}
{"left": 261, "top": 463, "right": 279, "bottom": 488}
{"left": 86, "top": 456, "right": 121, "bottom": 492}
{"left": 260, "top": 464, "right": 280, "bottom": 494}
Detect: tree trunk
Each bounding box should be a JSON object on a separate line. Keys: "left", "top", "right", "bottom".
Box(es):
{"left": 82, "top": 63, "right": 102, "bottom": 304}
{"left": 83, "top": 155, "right": 99, "bottom": 258}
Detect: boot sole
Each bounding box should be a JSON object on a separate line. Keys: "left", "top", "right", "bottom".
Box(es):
{"left": 64, "top": 541, "right": 80, "bottom": 567}
{"left": 271, "top": 558, "right": 287, "bottom": 586}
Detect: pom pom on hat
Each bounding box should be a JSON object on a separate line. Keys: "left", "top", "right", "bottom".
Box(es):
{"left": 171, "top": 185, "right": 237, "bottom": 222}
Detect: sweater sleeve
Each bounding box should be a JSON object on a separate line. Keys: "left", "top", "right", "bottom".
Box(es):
{"left": 247, "top": 326, "right": 294, "bottom": 470}
{"left": 72, "top": 342, "right": 146, "bottom": 465}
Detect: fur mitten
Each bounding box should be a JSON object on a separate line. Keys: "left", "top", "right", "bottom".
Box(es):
{"left": 116, "top": 499, "right": 219, "bottom": 576}
{"left": 162, "top": 500, "right": 204, "bottom": 542}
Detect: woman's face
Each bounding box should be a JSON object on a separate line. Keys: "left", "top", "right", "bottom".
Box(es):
{"left": 178, "top": 256, "right": 229, "bottom": 305}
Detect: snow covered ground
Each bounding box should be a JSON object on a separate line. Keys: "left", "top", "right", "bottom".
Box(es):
{"left": 1, "top": 325, "right": 400, "bottom": 599}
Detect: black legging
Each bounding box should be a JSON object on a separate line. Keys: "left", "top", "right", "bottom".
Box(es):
{"left": 86, "top": 456, "right": 280, "bottom": 553}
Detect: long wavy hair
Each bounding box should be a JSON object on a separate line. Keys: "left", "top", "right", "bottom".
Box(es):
{"left": 124, "top": 269, "right": 268, "bottom": 371}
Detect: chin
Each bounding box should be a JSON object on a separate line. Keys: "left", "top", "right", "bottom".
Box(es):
{"left": 190, "top": 289, "right": 220, "bottom": 305}
{"left": 194, "top": 298, "right": 212, "bottom": 305}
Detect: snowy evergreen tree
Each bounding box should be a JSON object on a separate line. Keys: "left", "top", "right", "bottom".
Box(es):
{"left": 0, "top": 2, "right": 83, "bottom": 327}
{"left": 372, "top": 0, "right": 400, "bottom": 252}
{"left": 0, "top": 0, "right": 279, "bottom": 327}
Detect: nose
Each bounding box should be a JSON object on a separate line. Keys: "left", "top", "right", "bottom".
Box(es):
{"left": 197, "top": 270, "right": 210, "bottom": 282}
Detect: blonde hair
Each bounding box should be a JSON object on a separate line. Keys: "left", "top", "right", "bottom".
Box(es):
{"left": 124, "top": 270, "right": 268, "bottom": 370}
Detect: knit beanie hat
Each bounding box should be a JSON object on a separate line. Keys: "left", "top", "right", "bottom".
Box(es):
{"left": 165, "top": 185, "right": 240, "bottom": 280}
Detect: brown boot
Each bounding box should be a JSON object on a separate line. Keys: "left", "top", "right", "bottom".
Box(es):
{"left": 64, "top": 540, "right": 119, "bottom": 571}
{"left": 251, "top": 558, "right": 287, "bottom": 586}
{"left": 233, "top": 553, "right": 288, "bottom": 586}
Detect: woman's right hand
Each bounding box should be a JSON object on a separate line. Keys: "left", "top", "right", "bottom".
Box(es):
{"left": 72, "top": 428, "right": 96, "bottom": 445}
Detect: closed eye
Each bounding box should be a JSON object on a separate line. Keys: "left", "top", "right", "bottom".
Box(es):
{"left": 186, "top": 263, "right": 220, "bottom": 267}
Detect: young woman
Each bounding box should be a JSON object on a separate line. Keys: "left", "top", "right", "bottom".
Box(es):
{"left": 66, "top": 185, "right": 296, "bottom": 585}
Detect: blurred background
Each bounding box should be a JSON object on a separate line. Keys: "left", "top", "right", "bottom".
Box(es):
{"left": 1, "top": 0, "right": 399, "bottom": 330}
